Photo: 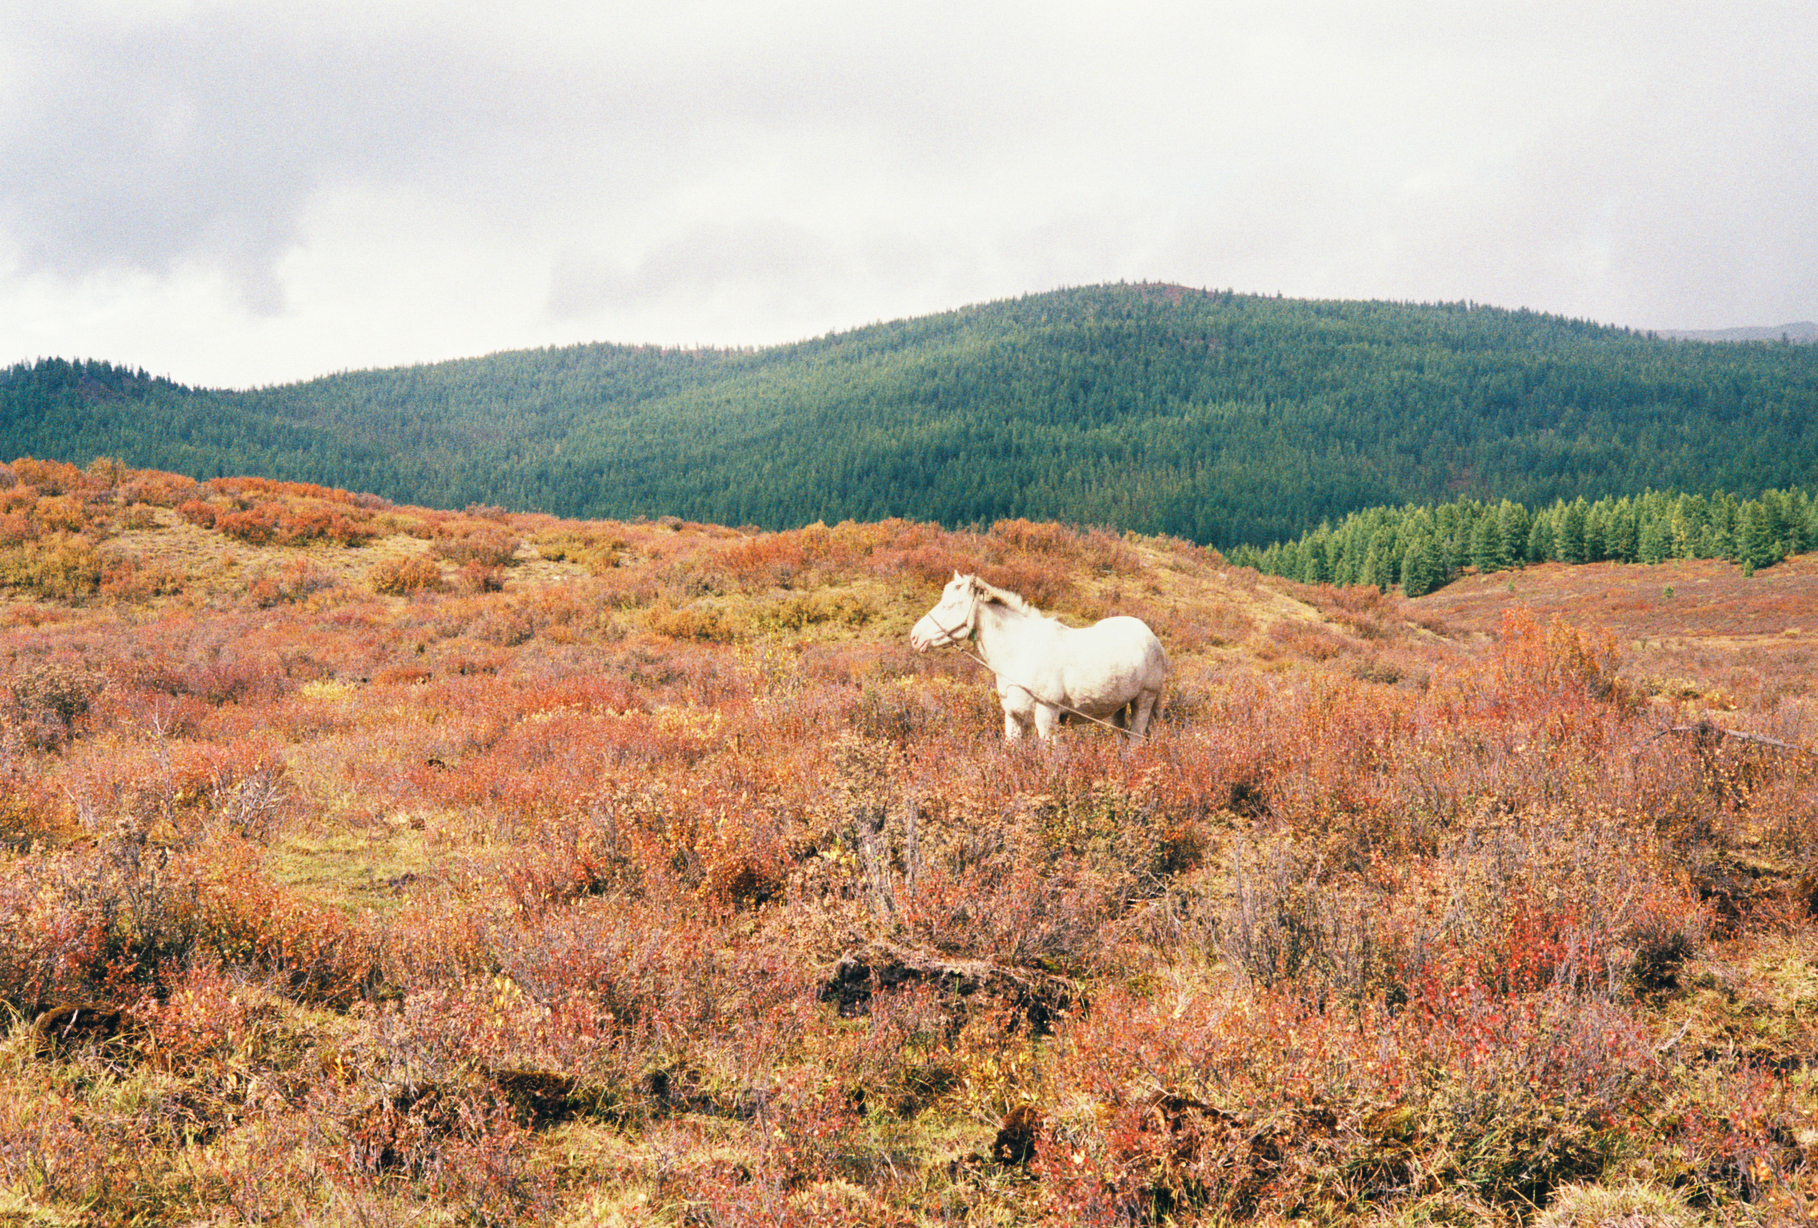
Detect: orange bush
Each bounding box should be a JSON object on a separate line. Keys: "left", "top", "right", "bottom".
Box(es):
{"left": 432, "top": 523, "right": 521, "bottom": 567}
{"left": 369, "top": 553, "right": 448, "bottom": 595}
{"left": 8, "top": 457, "right": 88, "bottom": 497}
{"left": 99, "top": 552, "right": 185, "bottom": 602}
{"left": 0, "top": 533, "right": 103, "bottom": 601}
{"left": 1494, "top": 608, "right": 1623, "bottom": 702}
{"left": 119, "top": 469, "right": 198, "bottom": 507}
{"left": 176, "top": 497, "right": 219, "bottom": 528}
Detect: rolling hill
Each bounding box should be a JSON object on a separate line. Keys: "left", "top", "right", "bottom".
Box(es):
{"left": 7, "top": 283, "right": 1818, "bottom": 546}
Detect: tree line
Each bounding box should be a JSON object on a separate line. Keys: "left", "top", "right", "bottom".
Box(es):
{"left": 1227, "top": 486, "right": 1818, "bottom": 596}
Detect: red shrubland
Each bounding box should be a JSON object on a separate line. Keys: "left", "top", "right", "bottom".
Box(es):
{"left": 0, "top": 462, "right": 1813, "bottom": 1223}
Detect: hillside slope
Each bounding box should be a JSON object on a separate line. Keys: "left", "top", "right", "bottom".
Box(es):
{"left": 7, "top": 284, "right": 1818, "bottom": 545}
{"left": 2, "top": 459, "right": 1817, "bottom": 1225}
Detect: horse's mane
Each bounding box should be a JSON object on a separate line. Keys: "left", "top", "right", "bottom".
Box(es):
{"left": 972, "top": 576, "right": 1042, "bottom": 618}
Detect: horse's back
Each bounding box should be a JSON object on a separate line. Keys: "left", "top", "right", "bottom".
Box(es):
{"left": 1088, "top": 615, "right": 1167, "bottom": 670}
{"left": 1061, "top": 615, "right": 1167, "bottom": 699}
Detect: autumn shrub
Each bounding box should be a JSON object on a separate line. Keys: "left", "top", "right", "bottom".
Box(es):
{"left": 756, "top": 590, "right": 876, "bottom": 634}
{"left": 185, "top": 849, "right": 383, "bottom": 1005}
{"left": 108, "top": 626, "right": 294, "bottom": 709}
{"left": 454, "top": 580, "right": 625, "bottom": 646}
{"left": 457, "top": 561, "right": 506, "bottom": 593}
{"left": 715, "top": 532, "right": 810, "bottom": 589}
{"left": 1494, "top": 607, "right": 1628, "bottom": 707}
{"left": 368, "top": 552, "right": 448, "bottom": 595}
{"left": 98, "top": 549, "right": 185, "bottom": 602}
{"left": 245, "top": 556, "right": 337, "bottom": 607}
{"left": 175, "top": 496, "right": 220, "bottom": 529}
{"left": 852, "top": 675, "right": 949, "bottom": 742}
{"left": 1038, "top": 979, "right": 1672, "bottom": 1223}
{"left": 483, "top": 893, "right": 811, "bottom": 1060}
{"left": 1425, "top": 807, "right": 1707, "bottom": 1002}
{"left": 806, "top": 736, "right": 1181, "bottom": 971}
{"left": 130, "top": 958, "right": 298, "bottom": 1081}
{"left": 1211, "top": 673, "right": 1438, "bottom": 866}
{"left": 0, "top": 487, "right": 32, "bottom": 520}
{"left": 0, "top": 1079, "right": 201, "bottom": 1224}
{"left": 1218, "top": 836, "right": 1421, "bottom": 1004}
{"left": 208, "top": 474, "right": 360, "bottom": 506}
{"left": 1082, "top": 526, "right": 1144, "bottom": 574}
{"left": 1259, "top": 615, "right": 1354, "bottom": 661}
{"left": 496, "top": 801, "right": 657, "bottom": 916}
{"left": 646, "top": 596, "right": 740, "bottom": 642}
{"left": 1653, "top": 1058, "right": 1813, "bottom": 1208}
{"left": 977, "top": 558, "right": 1074, "bottom": 611}
{"left": 0, "top": 533, "right": 103, "bottom": 601}
{"left": 0, "top": 835, "right": 213, "bottom": 1007}
{"left": 0, "top": 856, "right": 111, "bottom": 1008}
{"left": 177, "top": 738, "right": 294, "bottom": 843}
{"left": 300, "top": 999, "right": 556, "bottom": 1221}
{"left": 32, "top": 494, "right": 93, "bottom": 535}
{"left": 471, "top": 597, "right": 539, "bottom": 645}
{"left": 0, "top": 512, "right": 32, "bottom": 548}
{"left": 8, "top": 457, "right": 88, "bottom": 496}
{"left": 286, "top": 501, "right": 377, "bottom": 546}
{"left": 214, "top": 500, "right": 377, "bottom": 548}
{"left": 433, "top": 523, "right": 521, "bottom": 568}
{"left": 889, "top": 542, "right": 976, "bottom": 590}
{"left": 3, "top": 657, "right": 102, "bottom": 751}
{"left": 989, "top": 518, "right": 1081, "bottom": 557}
{"left": 531, "top": 525, "right": 628, "bottom": 573}
{"left": 0, "top": 758, "right": 67, "bottom": 849}
{"left": 1143, "top": 600, "right": 1256, "bottom": 655}
{"left": 120, "top": 469, "right": 198, "bottom": 507}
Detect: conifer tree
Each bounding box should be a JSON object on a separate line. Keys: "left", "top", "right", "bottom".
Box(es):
{"left": 1499, "top": 500, "right": 1532, "bottom": 564}
{"left": 1558, "top": 499, "right": 1588, "bottom": 563}
{"left": 1605, "top": 500, "right": 1639, "bottom": 561}
{"left": 1400, "top": 533, "right": 1447, "bottom": 597}
{"left": 1738, "top": 501, "right": 1777, "bottom": 574}
{"left": 1527, "top": 515, "right": 1555, "bottom": 563}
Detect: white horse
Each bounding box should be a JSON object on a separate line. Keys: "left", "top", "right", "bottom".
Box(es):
{"left": 910, "top": 573, "right": 1168, "bottom": 741}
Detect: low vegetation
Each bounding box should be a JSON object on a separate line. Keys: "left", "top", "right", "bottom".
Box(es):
{"left": 1, "top": 456, "right": 1815, "bottom": 1225}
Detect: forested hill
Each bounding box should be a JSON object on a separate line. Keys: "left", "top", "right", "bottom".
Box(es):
{"left": 6, "top": 284, "right": 1817, "bottom": 546}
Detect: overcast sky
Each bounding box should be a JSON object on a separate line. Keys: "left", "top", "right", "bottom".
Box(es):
{"left": 3, "top": 0, "right": 1814, "bottom": 389}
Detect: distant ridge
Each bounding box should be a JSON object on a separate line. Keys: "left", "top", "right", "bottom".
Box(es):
{"left": 1657, "top": 322, "right": 1818, "bottom": 343}
{"left": 7, "top": 285, "right": 1818, "bottom": 546}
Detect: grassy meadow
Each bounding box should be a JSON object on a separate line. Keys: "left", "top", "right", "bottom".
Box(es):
{"left": 0, "top": 456, "right": 1815, "bottom": 1226}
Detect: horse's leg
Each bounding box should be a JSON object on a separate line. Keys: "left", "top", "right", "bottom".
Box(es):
{"left": 1127, "top": 689, "right": 1160, "bottom": 741}
{"left": 1033, "top": 703, "right": 1062, "bottom": 740}
{"left": 1003, "top": 705, "right": 1027, "bottom": 740}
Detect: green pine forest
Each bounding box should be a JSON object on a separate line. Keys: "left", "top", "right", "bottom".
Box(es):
{"left": 1227, "top": 486, "right": 1818, "bottom": 597}
{"left": 5, "top": 283, "right": 1816, "bottom": 574}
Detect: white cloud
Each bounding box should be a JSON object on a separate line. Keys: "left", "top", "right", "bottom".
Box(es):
{"left": 2, "top": 0, "right": 1814, "bottom": 387}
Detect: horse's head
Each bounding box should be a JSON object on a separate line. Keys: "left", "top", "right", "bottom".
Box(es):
{"left": 909, "top": 572, "right": 980, "bottom": 651}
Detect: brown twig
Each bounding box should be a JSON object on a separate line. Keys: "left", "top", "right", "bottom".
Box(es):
{"left": 1645, "top": 721, "right": 1816, "bottom": 758}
